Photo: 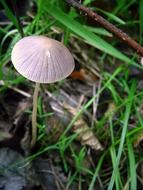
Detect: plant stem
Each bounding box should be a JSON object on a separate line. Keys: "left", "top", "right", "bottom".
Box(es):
{"left": 31, "top": 82, "right": 40, "bottom": 148}
{"left": 66, "top": 0, "right": 143, "bottom": 57}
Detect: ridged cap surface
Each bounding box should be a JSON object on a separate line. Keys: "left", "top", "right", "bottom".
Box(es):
{"left": 11, "top": 36, "right": 75, "bottom": 83}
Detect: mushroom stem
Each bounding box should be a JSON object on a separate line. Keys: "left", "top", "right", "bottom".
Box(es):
{"left": 31, "top": 82, "right": 40, "bottom": 148}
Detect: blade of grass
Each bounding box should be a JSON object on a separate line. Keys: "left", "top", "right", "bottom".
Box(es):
{"left": 113, "top": 0, "right": 136, "bottom": 15}
{"left": 119, "top": 0, "right": 136, "bottom": 14}
{"left": 83, "top": 0, "right": 94, "bottom": 6}
{"left": 66, "top": 171, "right": 78, "bottom": 189}
{"left": 109, "top": 117, "right": 123, "bottom": 190}
{"left": 96, "top": 8, "right": 125, "bottom": 25}
{"left": 112, "top": 0, "right": 126, "bottom": 14}
{"left": 45, "top": 3, "right": 133, "bottom": 63}
{"left": 110, "top": 148, "right": 120, "bottom": 190}
{"left": 108, "top": 80, "right": 136, "bottom": 190}
{"left": 88, "top": 152, "right": 106, "bottom": 190}
{"left": 60, "top": 66, "right": 123, "bottom": 139}
{"left": 0, "top": 0, "right": 18, "bottom": 28}
{"left": 84, "top": 26, "right": 113, "bottom": 37}
{"left": 127, "top": 137, "right": 137, "bottom": 190}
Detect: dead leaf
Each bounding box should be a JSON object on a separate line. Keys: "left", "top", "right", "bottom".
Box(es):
{"left": 133, "top": 131, "right": 143, "bottom": 149}
{"left": 0, "top": 121, "right": 12, "bottom": 141}
{"left": 104, "top": 102, "right": 116, "bottom": 118}
{"left": 64, "top": 104, "right": 103, "bottom": 151}
{"left": 14, "top": 99, "right": 32, "bottom": 118}
{"left": 0, "top": 131, "right": 12, "bottom": 141}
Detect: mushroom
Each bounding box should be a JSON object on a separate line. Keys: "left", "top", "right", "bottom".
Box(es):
{"left": 11, "top": 35, "right": 75, "bottom": 147}
{"left": 141, "top": 57, "right": 143, "bottom": 66}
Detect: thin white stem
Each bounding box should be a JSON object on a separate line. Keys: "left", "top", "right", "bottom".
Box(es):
{"left": 31, "top": 82, "right": 40, "bottom": 148}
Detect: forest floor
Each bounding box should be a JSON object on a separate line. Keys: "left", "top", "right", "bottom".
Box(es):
{"left": 0, "top": 0, "right": 143, "bottom": 189}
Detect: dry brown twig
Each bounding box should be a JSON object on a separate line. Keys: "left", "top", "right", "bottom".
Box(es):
{"left": 66, "top": 0, "right": 143, "bottom": 57}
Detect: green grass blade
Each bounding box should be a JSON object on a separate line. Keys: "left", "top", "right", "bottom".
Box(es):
{"left": 83, "top": 0, "right": 94, "bottom": 6}
{"left": 127, "top": 137, "right": 137, "bottom": 190}
{"left": 88, "top": 153, "right": 105, "bottom": 190}
{"left": 109, "top": 118, "right": 123, "bottom": 190}
{"left": 110, "top": 148, "right": 120, "bottom": 190}
{"left": 108, "top": 81, "right": 136, "bottom": 190}
{"left": 0, "top": 0, "right": 18, "bottom": 28}
{"left": 60, "top": 66, "right": 123, "bottom": 138}
{"left": 96, "top": 8, "right": 125, "bottom": 25}
{"left": 84, "top": 26, "right": 113, "bottom": 37}
{"left": 45, "top": 3, "right": 132, "bottom": 63}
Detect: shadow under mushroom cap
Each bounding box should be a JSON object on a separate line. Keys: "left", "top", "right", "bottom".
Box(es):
{"left": 11, "top": 36, "right": 75, "bottom": 83}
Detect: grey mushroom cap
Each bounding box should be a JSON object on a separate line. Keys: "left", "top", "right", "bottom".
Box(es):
{"left": 11, "top": 36, "right": 75, "bottom": 83}
{"left": 141, "top": 57, "right": 143, "bottom": 66}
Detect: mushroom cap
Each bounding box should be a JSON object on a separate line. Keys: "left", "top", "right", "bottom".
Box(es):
{"left": 11, "top": 36, "right": 75, "bottom": 83}
{"left": 141, "top": 57, "right": 143, "bottom": 66}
